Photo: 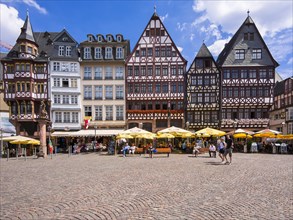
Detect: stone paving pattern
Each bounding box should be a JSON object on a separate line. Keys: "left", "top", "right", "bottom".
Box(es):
{"left": 0, "top": 153, "right": 292, "bottom": 220}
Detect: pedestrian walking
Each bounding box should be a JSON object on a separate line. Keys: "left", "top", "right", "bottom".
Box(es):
{"left": 218, "top": 137, "right": 226, "bottom": 163}
{"left": 223, "top": 135, "right": 233, "bottom": 164}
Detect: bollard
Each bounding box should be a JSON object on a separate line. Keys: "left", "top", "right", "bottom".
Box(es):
{"left": 7, "top": 149, "right": 9, "bottom": 161}
{"left": 16, "top": 149, "right": 18, "bottom": 160}
{"left": 24, "top": 148, "right": 27, "bottom": 161}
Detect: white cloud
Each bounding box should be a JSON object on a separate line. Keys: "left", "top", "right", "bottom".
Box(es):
{"left": 192, "top": 0, "right": 292, "bottom": 36}
{"left": 207, "top": 37, "right": 232, "bottom": 57}
{"left": 177, "top": 22, "right": 187, "bottom": 32}
{"left": 200, "top": 23, "right": 222, "bottom": 40}
{"left": 0, "top": 4, "right": 24, "bottom": 46}
{"left": 23, "top": 0, "right": 47, "bottom": 14}
{"left": 160, "top": 13, "right": 168, "bottom": 22}
{"left": 190, "top": 33, "right": 195, "bottom": 41}
{"left": 288, "top": 58, "right": 293, "bottom": 65}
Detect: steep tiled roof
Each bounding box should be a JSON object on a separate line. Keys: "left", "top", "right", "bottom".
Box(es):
{"left": 196, "top": 43, "right": 213, "bottom": 58}
{"left": 17, "top": 14, "right": 36, "bottom": 44}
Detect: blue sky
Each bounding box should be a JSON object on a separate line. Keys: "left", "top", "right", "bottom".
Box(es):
{"left": 0, "top": 0, "right": 292, "bottom": 79}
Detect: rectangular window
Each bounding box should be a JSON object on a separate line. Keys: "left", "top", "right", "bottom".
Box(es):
{"left": 241, "top": 70, "right": 248, "bottom": 78}
{"left": 64, "top": 112, "right": 70, "bottom": 123}
{"left": 53, "top": 62, "right": 60, "bottom": 71}
{"left": 105, "top": 67, "right": 113, "bottom": 79}
{"left": 95, "top": 47, "right": 102, "bottom": 59}
{"left": 115, "top": 85, "right": 124, "bottom": 99}
{"left": 54, "top": 95, "right": 61, "bottom": 104}
{"left": 66, "top": 46, "right": 71, "bottom": 56}
{"left": 95, "top": 106, "right": 103, "bottom": 120}
{"left": 116, "top": 106, "right": 124, "bottom": 120}
{"left": 178, "top": 83, "right": 183, "bottom": 93}
{"left": 141, "top": 84, "right": 146, "bottom": 93}
{"left": 72, "top": 112, "right": 79, "bottom": 123}
{"left": 62, "top": 78, "right": 69, "bottom": 87}
{"left": 197, "top": 93, "right": 202, "bottom": 103}
{"left": 259, "top": 69, "right": 267, "bottom": 78}
{"left": 147, "top": 48, "right": 153, "bottom": 56}
{"left": 71, "top": 95, "right": 78, "bottom": 104}
{"left": 147, "top": 66, "right": 153, "bottom": 76}
{"left": 252, "top": 49, "right": 262, "bottom": 59}
{"left": 94, "top": 67, "right": 102, "bottom": 80}
{"left": 55, "top": 112, "right": 62, "bottom": 123}
{"left": 105, "top": 106, "right": 113, "bottom": 120}
{"left": 70, "top": 63, "right": 77, "bottom": 72}
{"left": 105, "top": 47, "right": 113, "bottom": 59}
{"left": 171, "top": 84, "right": 176, "bottom": 93}
{"left": 235, "top": 49, "right": 245, "bottom": 59}
{"left": 141, "top": 48, "right": 146, "bottom": 57}
{"left": 141, "top": 66, "right": 146, "bottom": 76}
{"left": 155, "top": 84, "right": 161, "bottom": 93}
{"left": 94, "top": 86, "right": 103, "bottom": 100}
{"left": 155, "top": 66, "right": 161, "bottom": 76}
{"left": 178, "top": 66, "right": 183, "bottom": 75}
{"left": 134, "top": 66, "right": 139, "bottom": 76}
{"left": 63, "top": 95, "right": 70, "bottom": 104}
{"left": 84, "top": 106, "right": 92, "bottom": 117}
{"left": 116, "top": 47, "right": 123, "bottom": 59}
{"left": 115, "top": 67, "right": 124, "bottom": 79}
{"left": 84, "top": 67, "right": 92, "bottom": 80}
{"left": 147, "top": 84, "right": 152, "bottom": 93}
{"left": 84, "top": 86, "right": 92, "bottom": 100}
{"left": 58, "top": 46, "right": 64, "bottom": 56}
{"left": 155, "top": 47, "right": 160, "bottom": 57}
{"left": 128, "top": 66, "right": 133, "bottom": 76}
{"left": 249, "top": 69, "right": 256, "bottom": 78}
{"left": 171, "top": 65, "right": 176, "bottom": 75}
{"left": 53, "top": 78, "right": 60, "bottom": 87}
{"left": 162, "top": 83, "right": 168, "bottom": 93}
{"left": 84, "top": 47, "right": 91, "bottom": 59}
{"left": 105, "top": 85, "right": 113, "bottom": 99}
{"left": 71, "top": 79, "right": 77, "bottom": 88}
{"left": 162, "top": 66, "right": 168, "bottom": 76}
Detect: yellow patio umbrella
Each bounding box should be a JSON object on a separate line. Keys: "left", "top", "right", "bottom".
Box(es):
{"left": 118, "top": 127, "right": 154, "bottom": 137}
{"left": 254, "top": 129, "right": 281, "bottom": 138}
{"left": 195, "top": 127, "right": 226, "bottom": 137}
{"left": 157, "top": 126, "right": 193, "bottom": 137}
{"left": 135, "top": 133, "right": 155, "bottom": 140}
{"left": 181, "top": 133, "right": 195, "bottom": 138}
{"left": 26, "top": 140, "right": 41, "bottom": 145}
{"left": 233, "top": 133, "right": 253, "bottom": 139}
{"left": 116, "top": 134, "right": 134, "bottom": 139}
{"left": 195, "top": 133, "right": 211, "bottom": 138}
{"left": 155, "top": 133, "right": 175, "bottom": 139}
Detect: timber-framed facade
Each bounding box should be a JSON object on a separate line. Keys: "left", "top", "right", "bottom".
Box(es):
{"left": 125, "top": 12, "right": 187, "bottom": 132}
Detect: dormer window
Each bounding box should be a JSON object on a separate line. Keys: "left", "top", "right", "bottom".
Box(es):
{"left": 88, "top": 35, "right": 93, "bottom": 42}
{"left": 117, "top": 35, "right": 122, "bottom": 42}
{"left": 116, "top": 47, "right": 123, "bottom": 59}
{"left": 244, "top": 33, "right": 254, "bottom": 41}
{"left": 97, "top": 36, "right": 103, "bottom": 42}
{"left": 107, "top": 35, "right": 112, "bottom": 42}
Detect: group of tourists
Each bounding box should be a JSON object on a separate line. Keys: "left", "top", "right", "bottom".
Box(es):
{"left": 192, "top": 135, "right": 233, "bottom": 165}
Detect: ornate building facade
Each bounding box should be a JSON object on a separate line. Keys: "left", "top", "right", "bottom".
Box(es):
{"left": 79, "top": 34, "right": 130, "bottom": 129}
{"left": 34, "top": 30, "right": 81, "bottom": 132}
{"left": 217, "top": 13, "right": 279, "bottom": 131}
{"left": 1, "top": 14, "right": 50, "bottom": 156}
{"left": 186, "top": 43, "right": 221, "bottom": 130}
{"left": 125, "top": 12, "right": 187, "bottom": 132}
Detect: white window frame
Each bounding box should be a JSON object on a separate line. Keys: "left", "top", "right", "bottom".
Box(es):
{"left": 66, "top": 46, "right": 71, "bottom": 56}
{"left": 105, "top": 85, "right": 113, "bottom": 99}
{"left": 54, "top": 94, "right": 61, "bottom": 104}
{"left": 115, "top": 85, "right": 124, "bottom": 99}
{"left": 95, "top": 106, "right": 103, "bottom": 120}
{"left": 115, "top": 67, "right": 124, "bottom": 79}
{"left": 58, "top": 46, "right": 64, "bottom": 56}
{"left": 53, "top": 78, "right": 60, "bottom": 87}
{"left": 94, "top": 67, "right": 103, "bottom": 79}
{"left": 95, "top": 47, "right": 102, "bottom": 59}
{"left": 105, "top": 67, "right": 113, "bottom": 79}
{"left": 63, "top": 95, "right": 70, "bottom": 104}
{"left": 105, "top": 105, "right": 113, "bottom": 120}
{"left": 55, "top": 112, "right": 62, "bottom": 123}
{"left": 84, "top": 67, "right": 92, "bottom": 79}
{"left": 84, "top": 86, "right": 92, "bottom": 100}
{"left": 116, "top": 105, "right": 124, "bottom": 120}
{"left": 84, "top": 47, "right": 91, "bottom": 59}
{"left": 63, "top": 112, "right": 70, "bottom": 123}
{"left": 71, "top": 95, "right": 78, "bottom": 104}
{"left": 72, "top": 112, "right": 79, "bottom": 123}
{"left": 235, "top": 49, "right": 245, "bottom": 59}
{"left": 105, "top": 47, "right": 113, "bottom": 59}
{"left": 116, "top": 47, "right": 123, "bottom": 59}
{"left": 53, "top": 62, "right": 60, "bottom": 71}
{"left": 71, "top": 79, "right": 77, "bottom": 88}
{"left": 94, "top": 86, "right": 103, "bottom": 100}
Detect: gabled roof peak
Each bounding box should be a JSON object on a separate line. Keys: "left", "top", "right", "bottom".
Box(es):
{"left": 17, "top": 13, "right": 36, "bottom": 43}
{"left": 196, "top": 43, "right": 213, "bottom": 58}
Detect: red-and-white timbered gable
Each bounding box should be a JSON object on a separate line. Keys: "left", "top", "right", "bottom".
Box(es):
{"left": 126, "top": 12, "right": 187, "bottom": 132}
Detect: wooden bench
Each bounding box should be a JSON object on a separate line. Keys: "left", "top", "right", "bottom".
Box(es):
{"left": 199, "top": 148, "right": 209, "bottom": 154}
{"left": 150, "top": 148, "right": 171, "bottom": 158}
{"left": 135, "top": 148, "right": 144, "bottom": 155}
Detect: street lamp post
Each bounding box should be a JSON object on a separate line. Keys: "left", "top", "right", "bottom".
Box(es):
{"left": 94, "top": 125, "right": 97, "bottom": 152}
{"left": 64, "top": 126, "right": 70, "bottom": 157}
{"left": 0, "top": 127, "right": 3, "bottom": 159}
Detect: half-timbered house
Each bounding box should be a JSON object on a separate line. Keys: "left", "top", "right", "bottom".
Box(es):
{"left": 217, "top": 13, "right": 279, "bottom": 131}
{"left": 1, "top": 14, "right": 50, "bottom": 156}
{"left": 186, "top": 43, "right": 221, "bottom": 130}
{"left": 126, "top": 11, "right": 187, "bottom": 132}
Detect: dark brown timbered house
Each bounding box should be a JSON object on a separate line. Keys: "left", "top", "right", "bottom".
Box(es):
{"left": 126, "top": 11, "right": 187, "bottom": 132}
{"left": 186, "top": 43, "right": 221, "bottom": 130}
{"left": 1, "top": 14, "right": 50, "bottom": 156}
{"left": 217, "top": 13, "right": 279, "bottom": 131}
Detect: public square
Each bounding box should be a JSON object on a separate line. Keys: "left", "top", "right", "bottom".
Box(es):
{"left": 0, "top": 153, "right": 292, "bottom": 220}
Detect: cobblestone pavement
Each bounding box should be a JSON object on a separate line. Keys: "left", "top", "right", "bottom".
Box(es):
{"left": 0, "top": 153, "right": 292, "bottom": 220}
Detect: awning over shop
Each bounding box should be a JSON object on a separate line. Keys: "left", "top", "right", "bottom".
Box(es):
{"left": 51, "top": 129, "right": 124, "bottom": 137}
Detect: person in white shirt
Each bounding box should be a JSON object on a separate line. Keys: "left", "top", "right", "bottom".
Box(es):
{"left": 129, "top": 143, "right": 136, "bottom": 154}
{"left": 209, "top": 142, "right": 216, "bottom": 158}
